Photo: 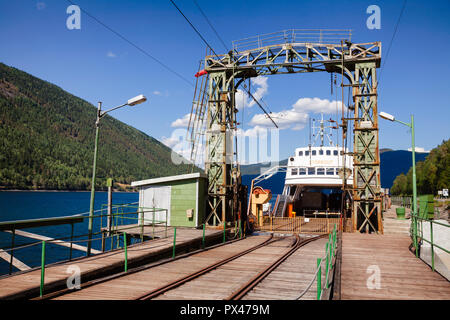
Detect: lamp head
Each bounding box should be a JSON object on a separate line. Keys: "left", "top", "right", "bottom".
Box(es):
{"left": 379, "top": 111, "right": 395, "bottom": 122}
{"left": 127, "top": 94, "right": 147, "bottom": 106}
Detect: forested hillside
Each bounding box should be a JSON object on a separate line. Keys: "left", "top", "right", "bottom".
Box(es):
{"left": 0, "top": 63, "right": 195, "bottom": 190}
{"left": 391, "top": 139, "right": 449, "bottom": 195}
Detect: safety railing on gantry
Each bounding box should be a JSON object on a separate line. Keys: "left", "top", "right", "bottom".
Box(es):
{"left": 232, "top": 29, "right": 353, "bottom": 52}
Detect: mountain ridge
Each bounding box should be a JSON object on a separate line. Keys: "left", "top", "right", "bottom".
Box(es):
{"left": 240, "top": 149, "right": 429, "bottom": 189}
{"left": 0, "top": 62, "right": 196, "bottom": 190}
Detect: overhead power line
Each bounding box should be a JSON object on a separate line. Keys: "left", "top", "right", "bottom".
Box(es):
{"left": 379, "top": 0, "right": 407, "bottom": 83}
{"left": 169, "top": 0, "right": 220, "bottom": 58}
{"left": 65, "top": 0, "right": 194, "bottom": 87}
{"left": 192, "top": 0, "right": 229, "bottom": 52}
{"left": 169, "top": 0, "right": 278, "bottom": 129}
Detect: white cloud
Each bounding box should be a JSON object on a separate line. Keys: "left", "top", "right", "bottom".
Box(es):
{"left": 249, "top": 97, "right": 344, "bottom": 131}
{"left": 293, "top": 97, "right": 344, "bottom": 114}
{"left": 408, "top": 147, "right": 429, "bottom": 153}
{"left": 36, "top": 2, "right": 46, "bottom": 10}
{"left": 153, "top": 91, "right": 161, "bottom": 95}
{"left": 171, "top": 113, "right": 191, "bottom": 128}
{"left": 236, "top": 76, "right": 269, "bottom": 110}
{"left": 106, "top": 51, "right": 117, "bottom": 58}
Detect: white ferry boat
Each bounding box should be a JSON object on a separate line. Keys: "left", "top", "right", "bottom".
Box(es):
{"left": 273, "top": 115, "right": 353, "bottom": 218}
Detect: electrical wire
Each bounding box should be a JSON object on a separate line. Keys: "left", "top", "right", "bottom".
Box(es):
{"left": 169, "top": 0, "right": 220, "bottom": 58}
{"left": 192, "top": 0, "right": 229, "bottom": 52}
{"left": 170, "top": 0, "right": 278, "bottom": 129}
{"left": 65, "top": 0, "right": 194, "bottom": 87}
{"left": 379, "top": 0, "right": 407, "bottom": 84}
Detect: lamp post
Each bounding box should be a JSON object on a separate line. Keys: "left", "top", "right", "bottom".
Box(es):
{"left": 379, "top": 111, "right": 418, "bottom": 257}
{"left": 87, "top": 94, "right": 147, "bottom": 256}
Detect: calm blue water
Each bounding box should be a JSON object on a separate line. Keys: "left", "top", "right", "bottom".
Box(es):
{"left": 0, "top": 175, "right": 285, "bottom": 276}
{"left": 0, "top": 191, "right": 138, "bottom": 275}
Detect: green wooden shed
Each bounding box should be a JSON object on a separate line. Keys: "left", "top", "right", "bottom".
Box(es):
{"left": 131, "top": 173, "right": 207, "bottom": 228}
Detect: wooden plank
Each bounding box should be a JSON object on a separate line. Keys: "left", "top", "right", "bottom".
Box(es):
{"left": 0, "top": 249, "right": 31, "bottom": 271}
{"left": 341, "top": 233, "right": 450, "bottom": 300}
{"left": 5, "top": 230, "right": 101, "bottom": 254}
{"left": 0, "top": 228, "right": 223, "bottom": 299}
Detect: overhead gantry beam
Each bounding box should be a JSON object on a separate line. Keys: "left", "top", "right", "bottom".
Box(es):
{"left": 203, "top": 39, "right": 383, "bottom": 233}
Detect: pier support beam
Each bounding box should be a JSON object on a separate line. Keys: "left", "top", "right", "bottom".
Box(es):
{"left": 351, "top": 62, "right": 383, "bottom": 234}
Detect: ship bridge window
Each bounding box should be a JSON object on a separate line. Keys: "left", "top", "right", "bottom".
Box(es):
{"left": 319, "top": 150, "right": 323, "bottom": 155}
{"left": 335, "top": 168, "right": 340, "bottom": 175}
{"left": 340, "top": 150, "right": 344, "bottom": 156}
{"left": 291, "top": 168, "right": 298, "bottom": 175}
{"left": 298, "top": 151, "right": 303, "bottom": 156}
{"left": 308, "top": 167, "right": 315, "bottom": 175}
{"left": 317, "top": 168, "right": 325, "bottom": 175}
{"left": 326, "top": 150, "right": 331, "bottom": 156}
{"left": 326, "top": 168, "right": 334, "bottom": 175}
{"left": 312, "top": 150, "right": 317, "bottom": 156}
{"left": 305, "top": 150, "right": 310, "bottom": 156}
{"left": 299, "top": 168, "right": 306, "bottom": 175}
{"left": 333, "top": 150, "right": 338, "bottom": 156}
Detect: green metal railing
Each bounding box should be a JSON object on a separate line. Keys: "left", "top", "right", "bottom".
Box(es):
{"left": 295, "top": 224, "right": 338, "bottom": 300}
{"left": 0, "top": 203, "right": 171, "bottom": 296}
{"left": 410, "top": 213, "right": 449, "bottom": 272}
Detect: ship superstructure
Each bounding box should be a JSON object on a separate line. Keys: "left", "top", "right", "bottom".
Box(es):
{"left": 273, "top": 114, "right": 353, "bottom": 218}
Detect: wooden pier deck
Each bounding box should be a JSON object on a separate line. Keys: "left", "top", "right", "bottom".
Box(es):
{"left": 341, "top": 233, "right": 450, "bottom": 300}
{"left": 241, "top": 237, "right": 328, "bottom": 300}
{"left": 0, "top": 227, "right": 222, "bottom": 300}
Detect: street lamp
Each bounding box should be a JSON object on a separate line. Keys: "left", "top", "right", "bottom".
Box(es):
{"left": 379, "top": 111, "right": 418, "bottom": 257}
{"left": 87, "top": 94, "right": 147, "bottom": 256}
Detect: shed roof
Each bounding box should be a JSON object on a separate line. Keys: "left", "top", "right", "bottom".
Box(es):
{"left": 131, "top": 172, "right": 207, "bottom": 187}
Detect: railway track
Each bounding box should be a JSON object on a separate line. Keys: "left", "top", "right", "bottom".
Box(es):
{"left": 43, "top": 233, "right": 325, "bottom": 300}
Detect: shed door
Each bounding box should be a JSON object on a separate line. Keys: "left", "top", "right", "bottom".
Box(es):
{"left": 140, "top": 186, "right": 171, "bottom": 226}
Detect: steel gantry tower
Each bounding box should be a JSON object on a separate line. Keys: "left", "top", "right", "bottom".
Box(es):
{"left": 191, "top": 30, "right": 383, "bottom": 233}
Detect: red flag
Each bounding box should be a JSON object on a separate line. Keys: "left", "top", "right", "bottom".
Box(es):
{"left": 195, "top": 69, "right": 208, "bottom": 77}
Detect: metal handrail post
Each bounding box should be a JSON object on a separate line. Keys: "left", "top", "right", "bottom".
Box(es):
{"left": 9, "top": 228, "right": 15, "bottom": 275}
{"left": 123, "top": 232, "right": 128, "bottom": 272}
{"left": 325, "top": 243, "right": 329, "bottom": 289}
{"left": 172, "top": 227, "right": 177, "bottom": 258}
{"left": 40, "top": 241, "right": 46, "bottom": 297}
{"left": 69, "top": 223, "right": 74, "bottom": 260}
{"left": 239, "top": 219, "right": 242, "bottom": 239}
{"left": 152, "top": 208, "right": 155, "bottom": 239}
{"left": 140, "top": 208, "right": 144, "bottom": 243}
{"left": 202, "top": 223, "right": 206, "bottom": 249}
{"left": 430, "top": 221, "right": 434, "bottom": 271}
{"left": 223, "top": 220, "right": 226, "bottom": 243}
{"left": 317, "top": 258, "right": 322, "bottom": 300}
{"left": 165, "top": 210, "right": 168, "bottom": 238}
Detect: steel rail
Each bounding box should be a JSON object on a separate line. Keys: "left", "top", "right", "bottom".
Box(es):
{"left": 38, "top": 234, "right": 274, "bottom": 300}
{"left": 137, "top": 235, "right": 279, "bottom": 300}
{"left": 226, "top": 234, "right": 327, "bottom": 300}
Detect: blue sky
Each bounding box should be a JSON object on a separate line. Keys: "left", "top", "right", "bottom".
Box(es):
{"left": 0, "top": 0, "right": 449, "bottom": 163}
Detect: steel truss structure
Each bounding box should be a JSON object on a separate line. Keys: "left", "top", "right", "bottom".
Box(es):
{"left": 195, "top": 32, "right": 382, "bottom": 233}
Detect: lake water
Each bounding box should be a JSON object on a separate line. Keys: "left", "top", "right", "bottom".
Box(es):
{"left": 0, "top": 191, "right": 138, "bottom": 275}
{"left": 0, "top": 173, "right": 286, "bottom": 276}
